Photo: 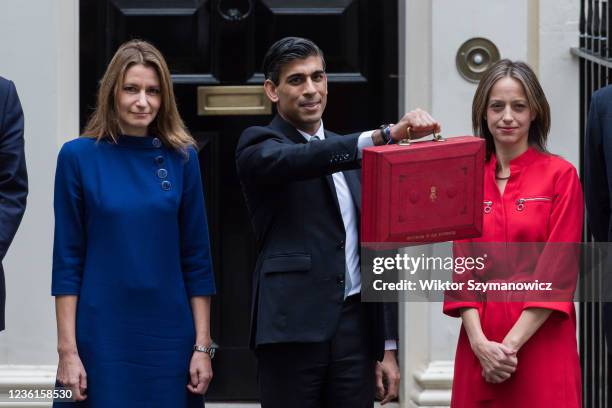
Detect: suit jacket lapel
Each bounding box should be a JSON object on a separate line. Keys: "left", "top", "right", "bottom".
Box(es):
{"left": 270, "top": 114, "right": 307, "bottom": 144}
{"left": 325, "top": 175, "right": 341, "bottom": 216}
{"left": 343, "top": 169, "right": 361, "bottom": 215}
{"left": 322, "top": 130, "right": 343, "bottom": 217}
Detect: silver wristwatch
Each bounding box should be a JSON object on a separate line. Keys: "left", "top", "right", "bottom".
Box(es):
{"left": 193, "top": 344, "right": 216, "bottom": 359}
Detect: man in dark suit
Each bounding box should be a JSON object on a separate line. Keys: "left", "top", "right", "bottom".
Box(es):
{"left": 0, "top": 77, "right": 27, "bottom": 331}
{"left": 585, "top": 85, "right": 612, "bottom": 350}
{"left": 236, "top": 37, "right": 439, "bottom": 407}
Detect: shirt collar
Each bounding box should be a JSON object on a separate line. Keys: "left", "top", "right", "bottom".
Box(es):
{"left": 296, "top": 120, "right": 325, "bottom": 142}
{"left": 488, "top": 146, "right": 541, "bottom": 174}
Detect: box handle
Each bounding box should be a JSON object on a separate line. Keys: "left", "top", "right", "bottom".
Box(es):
{"left": 398, "top": 127, "right": 445, "bottom": 146}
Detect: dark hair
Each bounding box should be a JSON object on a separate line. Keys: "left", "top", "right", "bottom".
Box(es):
{"left": 262, "top": 37, "right": 326, "bottom": 85}
{"left": 472, "top": 59, "right": 550, "bottom": 160}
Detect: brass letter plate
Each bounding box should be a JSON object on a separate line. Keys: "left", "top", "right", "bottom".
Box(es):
{"left": 197, "top": 85, "right": 272, "bottom": 116}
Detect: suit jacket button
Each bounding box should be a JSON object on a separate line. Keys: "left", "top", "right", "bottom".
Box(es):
{"left": 338, "top": 240, "right": 345, "bottom": 249}
{"left": 337, "top": 275, "right": 345, "bottom": 285}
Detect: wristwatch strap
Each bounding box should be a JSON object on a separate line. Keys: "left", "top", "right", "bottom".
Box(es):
{"left": 193, "top": 344, "right": 216, "bottom": 359}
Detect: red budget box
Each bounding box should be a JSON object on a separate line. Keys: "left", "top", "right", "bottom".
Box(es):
{"left": 361, "top": 136, "right": 485, "bottom": 246}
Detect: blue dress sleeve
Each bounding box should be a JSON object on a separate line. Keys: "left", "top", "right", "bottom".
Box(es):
{"left": 179, "top": 148, "right": 216, "bottom": 297}
{"left": 52, "top": 142, "right": 85, "bottom": 295}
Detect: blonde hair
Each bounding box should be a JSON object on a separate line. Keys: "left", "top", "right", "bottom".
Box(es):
{"left": 472, "top": 59, "right": 550, "bottom": 160}
{"left": 83, "top": 39, "right": 195, "bottom": 150}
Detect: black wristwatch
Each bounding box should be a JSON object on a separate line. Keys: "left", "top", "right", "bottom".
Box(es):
{"left": 193, "top": 343, "right": 217, "bottom": 359}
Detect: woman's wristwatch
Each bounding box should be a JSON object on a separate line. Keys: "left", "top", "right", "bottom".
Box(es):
{"left": 193, "top": 343, "right": 217, "bottom": 359}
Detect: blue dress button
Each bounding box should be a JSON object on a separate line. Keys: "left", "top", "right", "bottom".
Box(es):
{"left": 154, "top": 155, "right": 164, "bottom": 165}
{"left": 161, "top": 180, "right": 171, "bottom": 191}
{"left": 157, "top": 168, "right": 168, "bottom": 179}
{"left": 152, "top": 138, "right": 162, "bottom": 148}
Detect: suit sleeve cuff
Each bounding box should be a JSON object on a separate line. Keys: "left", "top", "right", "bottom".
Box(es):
{"left": 384, "top": 340, "right": 398, "bottom": 351}
{"left": 357, "top": 130, "right": 375, "bottom": 159}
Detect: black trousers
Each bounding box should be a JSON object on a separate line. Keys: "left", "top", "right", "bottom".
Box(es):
{"left": 256, "top": 295, "right": 376, "bottom": 408}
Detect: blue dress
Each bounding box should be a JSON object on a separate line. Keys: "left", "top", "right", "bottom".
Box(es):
{"left": 52, "top": 135, "right": 216, "bottom": 408}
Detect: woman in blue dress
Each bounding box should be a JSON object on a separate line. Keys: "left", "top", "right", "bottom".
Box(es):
{"left": 52, "top": 40, "right": 216, "bottom": 407}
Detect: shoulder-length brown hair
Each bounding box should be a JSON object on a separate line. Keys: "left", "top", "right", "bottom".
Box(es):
{"left": 472, "top": 59, "right": 550, "bottom": 160}
{"left": 83, "top": 39, "right": 195, "bottom": 150}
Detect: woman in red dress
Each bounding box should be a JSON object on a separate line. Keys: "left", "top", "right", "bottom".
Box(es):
{"left": 443, "top": 59, "right": 582, "bottom": 407}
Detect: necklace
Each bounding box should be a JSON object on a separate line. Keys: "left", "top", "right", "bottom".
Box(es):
{"left": 495, "top": 175, "right": 510, "bottom": 180}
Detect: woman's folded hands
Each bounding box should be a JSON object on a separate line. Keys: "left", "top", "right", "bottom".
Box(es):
{"left": 471, "top": 338, "right": 517, "bottom": 384}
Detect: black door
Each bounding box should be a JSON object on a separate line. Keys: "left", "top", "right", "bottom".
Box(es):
{"left": 80, "top": 0, "right": 398, "bottom": 400}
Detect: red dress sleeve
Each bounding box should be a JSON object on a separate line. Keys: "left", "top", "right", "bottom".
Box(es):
{"left": 523, "top": 161, "right": 584, "bottom": 316}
